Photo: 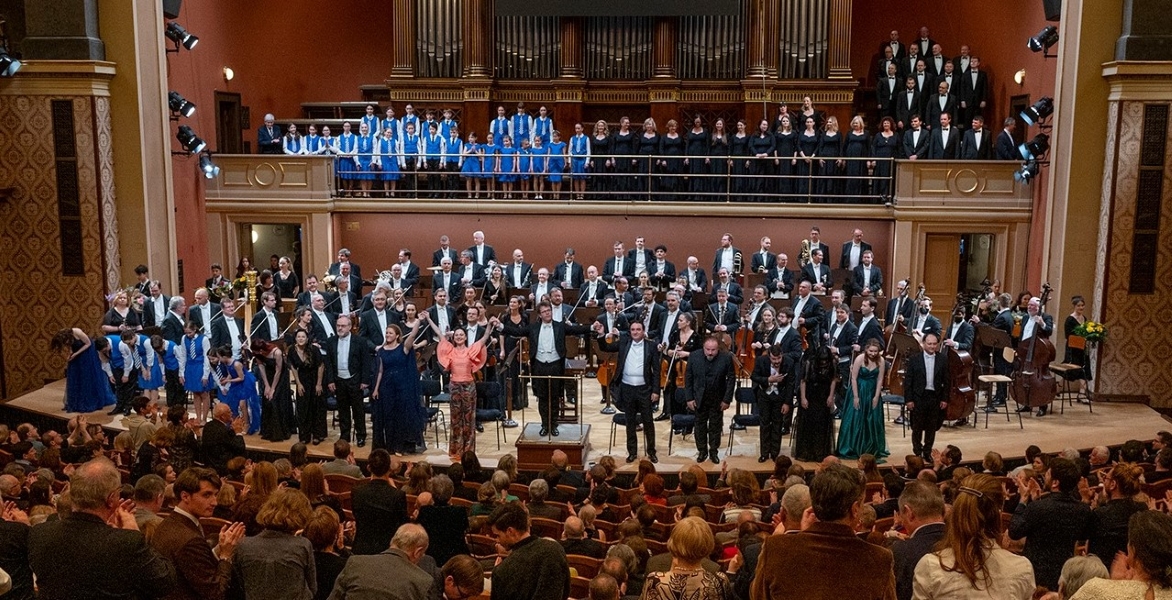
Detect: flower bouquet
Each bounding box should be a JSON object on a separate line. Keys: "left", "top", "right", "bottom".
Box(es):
{"left": 1072, "top": 321, "right": 1107, "bottom": 343}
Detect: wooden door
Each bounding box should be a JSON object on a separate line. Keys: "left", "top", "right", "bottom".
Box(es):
{"left": 923, "top": 234, "right": 961, "bottom": 321}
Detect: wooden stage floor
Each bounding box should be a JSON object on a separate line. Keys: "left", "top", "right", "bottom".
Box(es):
{"left": 9, "top": 379, "right": 1168, "bottom": 475}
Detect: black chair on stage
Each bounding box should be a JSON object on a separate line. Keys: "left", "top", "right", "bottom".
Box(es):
{"left": 475, "top": 382, "right": 507, "bottom": 450}
{"left": 668, "top": 390, "right": 696, "bottom": 455}
{"left": 420, "top": 378, "right": 448, "bottom": 447}
{"left": 727, "top": 387, "right": 761, "bottom": 455}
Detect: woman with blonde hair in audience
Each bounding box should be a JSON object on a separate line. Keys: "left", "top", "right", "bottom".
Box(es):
{"left": 470, "top": 480, "right": 499, "bottom": 517}
{"left": 233, "top": 488, "right": 316, "bottom": 599}
{"left": 496, "top": 454, "right": 519, "bottom": 484}
{"left": 299, "top": 463, "right": 344, "bottom": 522}
{"left": 402, "top": 461, "right": 433, "bottom": 496}
{"left": 214, "top": 481, "right": 236, "bottom": 520}
{"left": 913, "top": 473, "right": 1035, "bottom": 599}
{"left": 1070, "top": 510, "right": 1172, "bottom": 599}
{"left": 641, "top": 516, "right": 733, "bottom": 600}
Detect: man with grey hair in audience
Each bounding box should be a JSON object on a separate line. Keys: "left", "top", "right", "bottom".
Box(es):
{"left": 133, "top": 474, "right": 167, "bottom": 535}
{"left": 771, "top": 483, "right": 811, "bottom": 535}
{"left": 28, "top": 458, "right": 175, "bottom": 598}
{"left": 890, "top": 481, "right": 946, "bottom": 600}
{"left": 328, "top": 523, "right": 435, "bottom": 600}
{"left": 561, "top": 516, "right": 607, "bottom": 559}
{"left": 526, "top": 479, "right": 562, "bottom": 520}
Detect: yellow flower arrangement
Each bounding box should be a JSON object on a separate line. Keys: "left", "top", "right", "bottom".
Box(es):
{"left": 1073, "top": 320, "right": 1108, "bottom": 343}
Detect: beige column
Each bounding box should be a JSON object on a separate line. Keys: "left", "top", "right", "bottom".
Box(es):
{"left": 391, "top": 0, "right": 417, "bottom": 78}
{"left": 827, "top": 0, "right": 853, "bottom": 79}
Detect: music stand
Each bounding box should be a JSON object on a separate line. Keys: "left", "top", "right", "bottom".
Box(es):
{"left": 560, "top": 288, "right": 580, "bottom": 307}
{"left": 498, "top": 345, "right": 520, "bottom": 427}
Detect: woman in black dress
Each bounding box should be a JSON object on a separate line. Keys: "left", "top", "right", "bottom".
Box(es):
{"left": 707, "top": 119, "right": 730, "bottom": 199}
{"left": 636, "top": 118, "right": 661, "bottom": 201}
{"left": 794, "top": 345, "right": 838, "bottom": 461}
{"left": 483, "top": 265, "right": 509, "bottom": 306}
{"left": 253, "top": 339, "right": 292, "bottom": 443}
{"left": 750, "top": 119, "right": 777, "bottom": 202}
{"left": 101, "top": 289, "right": 142, "bottom": 334}
{"left": 870, "top": 116, "right": 900, "bottom": 202}
{"left": 659, "top": 119, "right": 685, "bottom": 201}
{"left": 817, "top": 116, "right": 843, "bottom": 203}
{"left": 287, "top": 328, "right": 325, "bottom": 445}
{"left": 1062, "top": 295, "right": 1093, "bottom": 402}
{"left": 795, "top": 116, "right": 820, "bottom": 200}
{"left": 498, "top": 296, "right": 529, "bottom": 412}
{"left": 685, "top": 116, "right": 708, "bottom": 201}
{"left": 729, "top": 120, "right": 752, "bottom": 198}
{"left": 774, "top": 115, "right": 798, "bottom": 201}
{"left": 659, "top": 312, "right": 701, "bottom": 427}
{"left": 612, "top": 116, "right": 637, "bottom": 196}
{"left": 588, "top": 120, "right": 613, "bottom": 198}
{"left": 842, "top": 116, "right": 871, "bottom": 202}
{"left": 274, "top": 256, "right": 299, "bottom": 300}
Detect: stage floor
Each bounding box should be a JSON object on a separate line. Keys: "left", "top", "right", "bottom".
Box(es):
{"left": 9, "top": 379, "right": 1168, "bottom": 474}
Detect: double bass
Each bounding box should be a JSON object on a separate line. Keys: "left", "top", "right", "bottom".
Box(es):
{"left": 733, "top": 308, "right": 756, "bottom": 379}
{"left": 944, "top": 294, "right": 977, "bottom": 422}
{"left": 1011, "top": 283, "right": 1057, "bottom": 409}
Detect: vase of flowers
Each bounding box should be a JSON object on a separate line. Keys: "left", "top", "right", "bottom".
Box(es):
{"left": 1072, "top": 320, "right": 1107, "bottom": 345}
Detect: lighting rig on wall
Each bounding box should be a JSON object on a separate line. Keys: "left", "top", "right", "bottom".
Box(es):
{"left": 0, "top": 18, "right": 22, "bottom": 77}
{"left": 1027, "top": 25, "right": 1059, "bottom": 58}
{"left": 1015, "top": 96, "right": 1053, "bottom": 183}
{"left": 163, "top": 1, "right": 217, "bottom": 174}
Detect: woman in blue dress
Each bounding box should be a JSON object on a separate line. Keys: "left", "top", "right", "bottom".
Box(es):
{"left": 529, "top": 135, "right": 548, "bottom": 200}
{"left": 181, "top": 320, "right": 214, "bottom": 423}
{"left": 569, "top": 122, "right": 591, "bottom": 200}
{"left": 335, "top": 121, "right": 358, "bottom": 196}
{"left": 481, "top": 132, "right": 498, "bottom": 198}
{"left": 547, "top": 130, "right": 568, "bottom": 200}
{"left": 517, "top": 137, "right": 533, "bottom": 199}
{"left": 371, "top": 319, "right": 426, "bottom": 455}
{"left": 496, "top": 135, "right": 518, "bottom": 199}
{"left": 835, "top": 339, "right": 888, "bottom": 460}
{"left": 374, "top": 126, "right": 400, "bottom": 198}
{"left": 137, "top": 334, "right": 163, "bottom": 405}
{"left": 52, "top": 328, "right": 117, "bottom": 413}
{"left": 215, "top": 346, "right": 259, "bottom": 434}
{"left": 354, "top": 122, "right": 376, "bottom": 198}
{"left": 460, "top": 132, "right": 482, "bottom": 198}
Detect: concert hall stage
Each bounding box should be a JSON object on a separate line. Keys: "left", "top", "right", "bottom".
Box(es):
{"left": 5, "top": 379, "right": 1167, "bottom": 474}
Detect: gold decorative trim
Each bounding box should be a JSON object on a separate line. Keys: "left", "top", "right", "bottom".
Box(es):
{"left": 1102, "top": 61, "right": 1172, "bottom": 102}
{"left": 0, "top": 60, "right": 116, "bottom": 97}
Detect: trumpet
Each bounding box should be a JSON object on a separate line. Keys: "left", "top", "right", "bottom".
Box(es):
{"left": 798, "top": 239, "right": 812, "bottom": 268}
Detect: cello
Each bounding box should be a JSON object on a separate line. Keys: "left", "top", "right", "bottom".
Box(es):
{"left": 733, "top": 309, "right": 756, "bottom": 379}
{"left": 1011, "top": 283, "right": 1057, "bottom": 411}
{"left": 944, "top": 294, "right": 977, "bottom": 423}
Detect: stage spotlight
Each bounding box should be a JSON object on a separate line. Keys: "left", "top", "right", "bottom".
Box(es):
{"left": 1028, "top": 25, "right": 1059, "bottom": 53}
{"left": 1015, "top": 160, "right": 1041, "bottom": 183}
{"left": 168, "top": 91, "right": 196, "bottom": 117}
{"left": 1020, "top": 97, "right": 1054, "bottom": 126}
{"left": 0, "top": 51, "right": 20, "bottom": 77}
{"left": 1018, "top": 133, "right": 1050, "bottom": 160}
{"left": 176, "top": 125, "right": 206, "bottom": 154}
{"left": 164, "top": 22, "right": 198, "bottom": 50}
{"left": 222, "top": 67, "right": 234, "bottom": 81}
{"left": 198, "top": 154, "right": 220, "bottom": 179}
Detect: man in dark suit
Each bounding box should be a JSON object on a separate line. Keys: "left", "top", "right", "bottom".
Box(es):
{"left": 885, "top": 280, "right": 915, "bottom": 330}
{"left": 876, "top": 63, "right": 900, "bottom": 119}
{"left": 0, "top": 509, "right": 33, "bottom": 600}
{"left": 928, "top": 113, "right": 959, "bottom": 159}
{"left": 468, "top": 230, "right": 497, "bottom": 267}
{"left": 335, "top": 262, "right": 364, "bottom": 300}
{"left": 500, "top": 301, "right": 591, "bottom": 437}
{"left": 150, "top": 467, "right": 244, "bottom": 600}
{"left": 397, "top": 249, "right": 421, "bottom": 289}
{"left": 909, "top": 297, "right": 943, "bottom": 339}
{"left": 505, "top": 248, "right": 534, "bottom": 289}
{"left": 905, "top": 332, "right": 950, "bottom": 460}
{"left": 596, "top": 321, "right": 662, "bottom": 463}
{"left": 915, "top": 27, "right": 936, "bottom": 61}
{"left": 28, "top": 460, "right": 177, "bottom": 599}
{"left": 680, "top": 256, "right": 708, "bottom": 296}
{"left": 800, "top": 227, "right": 832, "bottom": 268}
{"left": 426, "top": 289, "right": 457, "bottom": 343}
{"left": 685, "top": 336, "right": 736, "bottom": 464}
{"left": 328, "top": 523, "right": 436, "bottom": 598}
{"left": 926, "top": 82, "right": 957, "bottom": 132}
{"left": 988, "top": 293, "right": 1015, "bottom": 408}
{"left": 359, "top": 292, "right": 400, "bottom": 348}
{"left": 351, "top": 450, "right": 409, "bottom": 555}
{"left": 902, "top": 115, "right": 929, "bottom": 160}
{"left": 627, "top": 237, "right": 656, "bottom": 278}
{"left": 764, "top": 253, "right": 794, "bottom": 298}
{"left": 307, "top": 293, "right": 338, "bottom": 350}
{"left": 488, "top": 503, "right": 571, "bottom": 600}
{"left": 880, "top": 30, "right": 905, "bottom": 62}
{"left": 749, "top": 237, "right": 777, "bottom": 274}
{"left": 432, "top": 235, "right": 458, "bottom": 267}
{"left": 751, "top": 347, "right": 796, "bottom": 462}
{"left": 553, "top": 248, "right": 585, "bottom": 289}
{"left": 942, "top": 306, "right": 976, "bottom": 352}
{"left": 327, "top": 248, "right": 363, "bottom": 283}
{"left": 1008, "top": 457, "right": 1094, "bottom": 590}
{"left": 895, "top": 77, "right": 923, "bottom": 131}
{"left": 926, "top": 43, "right": 949, "bottom": 77}
{"left": 257, "top": 113, "right": 281, "bottom": 154}
{"left": 325, "top": 315, "right": 375, "bottom": 447}
{"left": 960, "top": 115, "right": 993, "bottom": 160}
{"left": 708, "top": 268, "right": 743, "bottom": 306}
{"left": 647, "top": 245, "right": 676, "bottom": 292}
{"left": 890, "top": 482, "right": 946, "bottom": 600}
{"left": 901, "top": 46, "right": 921, "bottom": 83}
{"left": 953, "top": 44, "right": 973, "bottom": 75}
{"left": 210, "top": 297, "right": 245, "bottom": 359}
{"left": 202, "top": 403, "right": 245, "bottom": 474}
{"left": 1016, "top": 294, "right": 1056, "bottom": 416}
{"left": 205, "top": 263, "right": 228, "bottom": 300}
{"left": 579, "top": 266, "right": 610, "bottom": 308}
{"left": 705, "top": 288, "right": 740, "bottom": 338}
{"left": 800, "top": 249, "right": 832, "bottom": 294}
{"left": 791, "top": 281, "right": 826, "bottom": 339}
{"left": 625, "top": 287, "right": 665, "bottom": 342}
{"left": 995, "top": 117, "right": 1018, "bottom": 160}
{"left": 855, "top": 298, "right": 885, "bottom": 350}
{"left": 711, "top": 233, "right": 742, "bottom": 279}
{"left": 455, "top": 251, "right": 486, "bottom": 289}
{"left": 852, "top": 251, "right": 884, "bottom": 298}
{"left": 187, "top": 288, "right": 221, "bottom": 337}
{"left": 162, "top": 296, "right": 187, "bottom": 344}
{"left": 875, "top": 46, "right": 898, "bottom": 84}
{"left": 958, "top": 56, "right": 988, "bottom": 126}
{"left": 603, "top": 242, "right": 634, "bottom": 285}
{"left": 752, "top": 464, "right": 897, "bottom": 600}
{"left": 840, "top": 229, "right": 874, "bottom": 271}
{"left": 432, "top": 257, "right": 461, "bottom": 299}
{"left": 828, "top": 305, "right": 860, "bottom": 411}
{"left": 249, "top": 292, "right": 282, "bottom": 342}
{"left": 141, "top": 281, "right": 170, "bottom": 330}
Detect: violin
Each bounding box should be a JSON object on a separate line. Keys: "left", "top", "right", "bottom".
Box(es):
{"left": 1012, "top": 283, "right": 1057, "bottom": 409}
{"left": 944, "top": 293, "right": 977, "bottom": 422}
{"left": 659, "top": 342, "right": 686, "bottom": 388}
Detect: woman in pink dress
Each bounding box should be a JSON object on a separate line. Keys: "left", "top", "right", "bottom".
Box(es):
{"left": 426, "top": 313, "right": 497, "bottom": 461}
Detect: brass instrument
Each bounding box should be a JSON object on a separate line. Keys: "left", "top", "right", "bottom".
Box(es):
{"left": 798, "top": 239, "right": 812, "bottom": 268}
{"left": 732, "top": 250, "right": 743, "bottom": 276}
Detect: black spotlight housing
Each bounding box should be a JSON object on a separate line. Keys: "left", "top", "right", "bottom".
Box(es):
{"left": 168, "top": 91, "right": 196, "bottom": 117}
{"left": 164, "top": 22, "right": 198, "bottom": 50}
{"left": 1020, "top": 97, "right": 1054, "bottom": 126}
{"left": 1028, "top": 25, "right": 1059, "bottom": 53}
{"left": 0, "top": 51, "right": 20, "bottom": 77}
{"left": 176, "top": 125, "right": 206, "bottom": 154}
{"left": 1018, "top": 133, "right": 1051, "bottom": 160}
{"left": 199, "top": 153, "right": 220, "bottom": 179}
{"left": 1015, "top": 160, "right": 1041, "bottom": 183}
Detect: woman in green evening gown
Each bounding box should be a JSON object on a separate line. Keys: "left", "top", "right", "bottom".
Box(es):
{"left": 836, "top": 339, "right": 888, "bottom": 459}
